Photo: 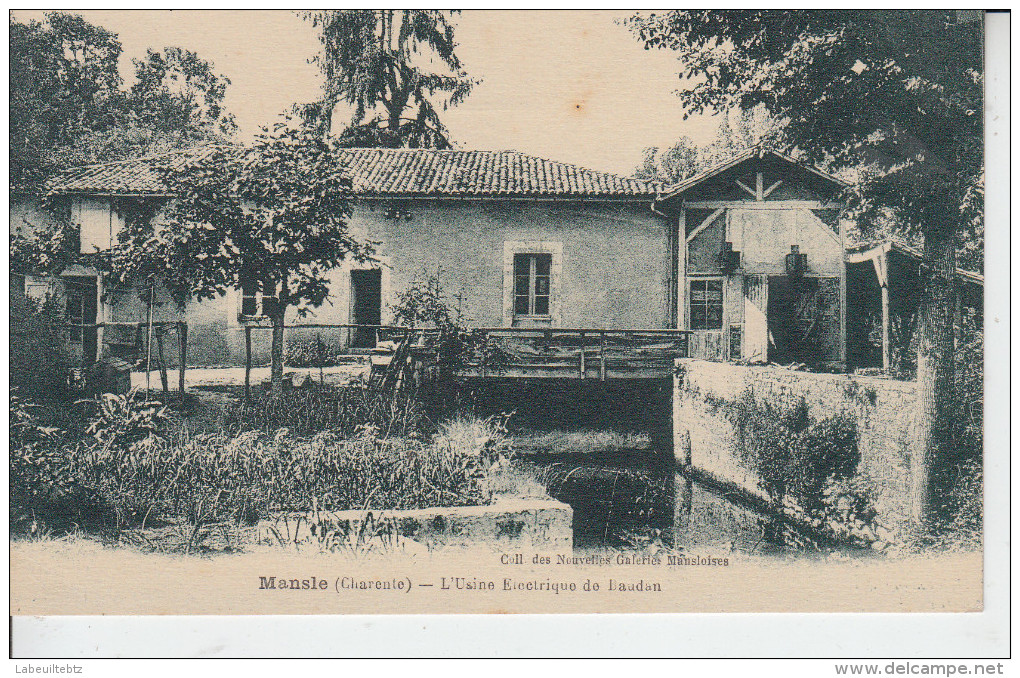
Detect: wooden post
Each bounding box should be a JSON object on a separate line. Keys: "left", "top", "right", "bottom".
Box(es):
{"left": 145, "top": 286, "right": 154, "bottom": 400}
{"left": 244, "top": 325, "right": 252, "bottom": 403}
{"left": 873, "top": 251, "right": 891, "bottom": 373}
{"left": 317, "top": 332, "right": 324, "bottom": 386}
{"left": 881, "top": 284, "right": 891, "bottom": 373}
{"left": 599, "top": 331, "right": 607, "bottom": 382}
{"left": 177, "top": 322, "right": 187, "bottom": 397}
{"left": 578, "top": 331, "right": 585, "bottom": 379}
{"left": 156, "top": 330, "right": 169, "bottom": 395}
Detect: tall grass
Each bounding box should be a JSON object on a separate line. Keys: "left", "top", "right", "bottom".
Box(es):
{"left": 11, "top": 391, "right": 518, "bottom": 542}
{"left": 222, "top": 383, "right": 425, "bottom": 438}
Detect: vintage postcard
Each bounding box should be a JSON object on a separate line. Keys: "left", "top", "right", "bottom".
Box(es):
{"left": 10, "top": 9, "right": 992, "bottom": 630}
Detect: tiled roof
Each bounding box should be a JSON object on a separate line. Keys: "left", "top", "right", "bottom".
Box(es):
{"left": 47, "top": 147, "right": 222, "bottom": 195}
{"left": 47, "top": 146, "right": 659, "bottom": 199}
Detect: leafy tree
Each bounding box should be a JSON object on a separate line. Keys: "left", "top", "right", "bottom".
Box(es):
{"left": 628, "top": 10, "right": 983, "bottom": 527}
{"left": 108, "top": 120, "right": 374, "bottom": 395}
{"left": 128, "top": 46, "right": 237, "bottom": 141}
{"left": 303, "top": 9, "right": 476, "bottom": 148}
{"left": 10, "top": 13, "right": 236, "bottom": 187}
{"left": 633, "top": 137, "right": 699, "bottom": 185}
{"left": 10, "top": 12, "right": 124, "bottom": 187}
{"left": 634, "top": 108, "right": 785, "bottom": 184}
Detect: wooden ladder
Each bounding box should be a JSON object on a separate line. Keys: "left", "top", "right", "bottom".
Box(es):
{"left": 369, "top": 330, "right": 416, "bottom": 395}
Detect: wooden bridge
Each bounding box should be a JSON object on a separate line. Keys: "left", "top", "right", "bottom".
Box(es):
{"left": 459, "top": 327, "right": 690, "bottom": 380}
{"left": 234, "top": 324, "right": 691, "bottom": 399}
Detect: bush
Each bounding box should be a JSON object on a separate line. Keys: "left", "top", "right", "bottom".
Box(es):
{"left": 10, "top": 391, "right": 81, "bottom": 532}
{"left": 284, "top": 336, "right": 346, "bottom": 368}
{"left": 709, "top": 388, "right": 871, "bottom": 541}
{"left": 10, "top": 288, "right": 70, "bottom": 402}
{"left": 935, "top": 456, "right": 982, "bottom": 549}
{"left": 390, "top": 273, "right": 510, "bottom": 418}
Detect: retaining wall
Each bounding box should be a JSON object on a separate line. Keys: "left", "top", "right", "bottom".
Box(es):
{"left": 257, "top": 499, "right": 573, "bottom": 551}
{"left": 673, "top": 359, "right": 919, "bottom": 540}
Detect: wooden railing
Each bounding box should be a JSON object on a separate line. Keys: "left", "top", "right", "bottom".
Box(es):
{"left": 56, "top": 321, "right": 188, "bottom": 395}
{"left": 466, "top": 327, "right": 691, "bottom": 380}
{"left": 236, "top": 323, "right": 690, "bottom": 387}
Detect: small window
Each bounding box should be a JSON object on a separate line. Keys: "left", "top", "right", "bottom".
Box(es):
{"left": 689, "top": 279, "right": 723, "bottom": 330}
{"left": 239, "top": 275, "right": 275, "bottom": 320}
{"left": 513, "top": 253, "right": 552, "bottom": 317}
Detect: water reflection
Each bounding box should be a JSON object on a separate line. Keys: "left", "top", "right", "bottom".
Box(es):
{"left": 519, "top": 450, "right": 838, "bottom": 554}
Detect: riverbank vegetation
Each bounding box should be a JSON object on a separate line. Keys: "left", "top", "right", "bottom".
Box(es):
{"left": 10, "top": 384, "right": 521, "bottom": 552}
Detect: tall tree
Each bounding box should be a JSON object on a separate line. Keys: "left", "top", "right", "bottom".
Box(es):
{"left": 10, "top": 12, "right": 124, "bottom": 187}
{"left": 108, "top": 120, "right": 374, "bottom": 396}
{"left": 303, "top": 9, "right": 475, "bottom": 148}
{"left": 70, "top": 47, "right": 238, "bottom": 167}
{"left": 635, "top": 107, "right": 785, "bottom": 184}
{"left": 628, "top": 10, "right": 983, "bottom": 527}
{"left": 10, "top": 13, "right": 236, "bottom": 187}
{"left": 129, "top": 46, "right": 236, "bottom": 140}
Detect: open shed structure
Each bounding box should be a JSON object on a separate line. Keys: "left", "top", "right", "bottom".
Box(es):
{"left": 845, "top": 240, "right": 984, "bottom": 373}
{"left": 653, "top": 148, "right": 849, "bottom": 369}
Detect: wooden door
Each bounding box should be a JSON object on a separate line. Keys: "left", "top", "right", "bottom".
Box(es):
{"left": 350, "top": 269, "right": 382, "bottom": 348}
{"left": 64, "top": 276, "right": 99, "bottom": 365}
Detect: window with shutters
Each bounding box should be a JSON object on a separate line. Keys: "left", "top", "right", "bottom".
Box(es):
{"left": 689, "top": 278, "right": 724, "bottom": 330}
{"left": 238, "top": 275, "right": 276, "bottom": 320}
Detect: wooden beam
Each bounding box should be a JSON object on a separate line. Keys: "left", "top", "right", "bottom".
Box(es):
{"left": 156, "top": 332, "right": 169, "bottom": 395}
{"left": 871, "top": 251, "right": 889, "bottom": 288}
{"left": 678, "top": 208, "right": 687, "bottom": 330}
{"left": 838, "top": 219, "right": 847, "bottom": 366}
{"left": 599, "top": 332, "right": 607, "bottom": 381}
{"left": 578, "top": 331, "right": 585, "bottom": 379}
{"left": 881, "top": 284, "right": 891, "bottom": 373}
{"left": 684, "top": 200, "right": 845, "bottom": 210}
{"left": 734, "top": 178, "right": 757, "bottom": 198}
{"left": 685, "top": 207, "right": 726, "bottom": 242}
{"left": 755, "top": 172, "right": 764, "bottom": 200}
{"left": 870, "top": 250, "right": 892, "bottom": 372}
{"left": 177, "top": 322, "right": 187, "bottom": 397}
{"left": 762, "top": 179, "right": 783, "bottom": 198}
{"left": 244, "top": 326, "right": 252, "bottom": 403}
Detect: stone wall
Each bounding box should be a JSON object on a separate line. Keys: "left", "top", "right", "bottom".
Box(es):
{"left": 256, "top": 499, "right": 573, "bottom": 551}
{"left": 673, "top": 359, "right": 920, "bottom": 540}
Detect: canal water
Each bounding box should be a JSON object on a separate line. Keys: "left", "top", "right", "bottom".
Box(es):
{"left": 517, "top": 449, "right": 846, "bottom": 555}
{"left": 477, "top": 379, "right": 855, "bottom": 555}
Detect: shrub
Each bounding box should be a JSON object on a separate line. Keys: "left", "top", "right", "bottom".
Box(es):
{"left": 11, "top": 384, "right": 513, "bottom": 542}
{"left": 284, "top": 336, "right": 346, "bottom": 368}
{"left": 935, "top": 456, "right": 982, "bottom": 549}
{"left": 715, "top": 388, "right": 870, "bottom": 540}
{"left": 83, "top": 391, "right": 169, "bottom": 452}
{"left": 390, "top": 273, "right": 510, "bottom": 418}
{"left": 10, "top": 288, "right": 70, "bottom": 402}
{"left": 10, "top": 392, "right": 80, "bottom": 532}
{"left": 70, "top": 417, "right": 508, "bottom": 531}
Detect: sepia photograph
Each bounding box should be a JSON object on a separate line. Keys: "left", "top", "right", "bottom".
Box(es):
{"left": 7, "top": 7, "right": 1006, "bottom": 660}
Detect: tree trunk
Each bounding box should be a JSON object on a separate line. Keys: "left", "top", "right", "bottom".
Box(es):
{"left": 911, "top": 224, "right": 957, "bottom": 529}
{"left": 270, "top": 308, "right": 286, "bottom": 399}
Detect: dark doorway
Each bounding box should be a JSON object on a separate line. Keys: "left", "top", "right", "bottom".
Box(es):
{"left": 64, "top": 276, "right": 99, "bottom": 365}
{"left": 350, "top": 269, "right": 382, "bottom": 348}
{"left": 766, "top": 275, "right": 841, "bottom": 366}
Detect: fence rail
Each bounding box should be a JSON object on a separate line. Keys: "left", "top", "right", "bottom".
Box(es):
{"left": 236, "top": 324, "right": 691, "bottom": 392}
{"left": 51, "top": 321, "right": 188, "bottom": 396}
